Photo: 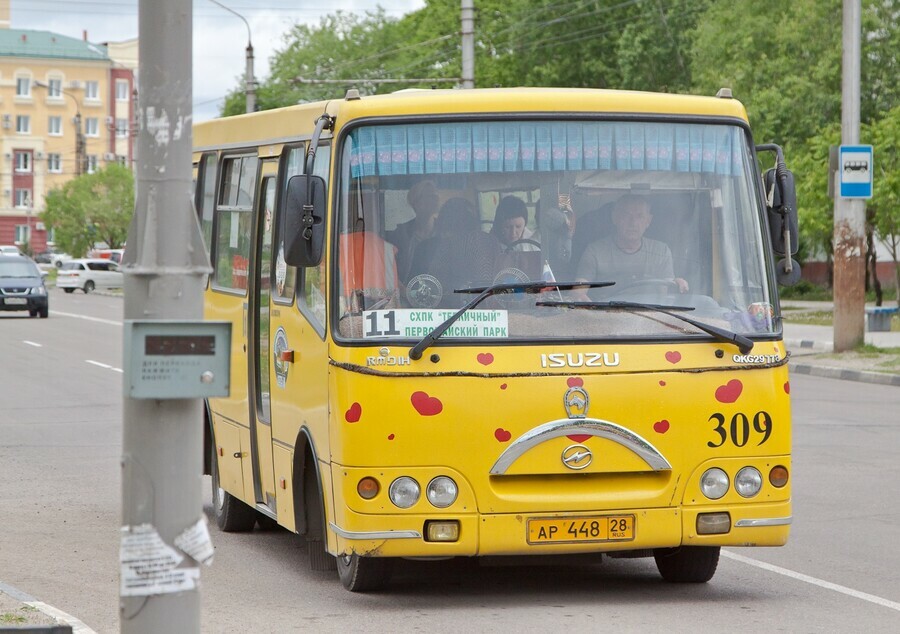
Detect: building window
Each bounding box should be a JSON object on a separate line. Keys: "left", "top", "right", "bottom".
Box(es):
{"left": 86, "top": 155, "right": 98, "bottom": 174}
{"left": 16, "top": 77, "right": 31, "bottom": 97}
{"left": 85, "top": 81, "right": 99, "bottom": 101}
{"left": 14, "top": 152, "right": 32, "bottom": 173}
{"left": 48, "top": 78, "right": 62, "bottom": 98}
{"left": 48, "top": 116, "right": 63, "bottom": 136}
{"left": 15, "top": 225, "right": 31, "bottom": 244}
{"left": 16, "top": 115, "right": 30, "bottom": 134}
{"left": 116, "top": 80, "right": 129, "bottom": 101}
{"left": 115, "top": 118, "right": 128, "bottom": 138}
{"left": 14, "top": 189, "right": 32, "bottom": 209}
{"left": 48, "top": 154, "right": 62, "bottom": 173}
{"left": 85, "top": 117, "right": 99, "bottom": 137}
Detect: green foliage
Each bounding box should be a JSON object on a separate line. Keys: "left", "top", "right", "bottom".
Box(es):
{"left": 41, "top": 164, "right": 134, "bottom": 257}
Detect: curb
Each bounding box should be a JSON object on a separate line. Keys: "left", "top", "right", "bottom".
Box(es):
{"left": 785, "top": 338, "right": 834, "bottom": 353}
{"left": 789, "top": 362, "right": 900, "bottom": 387}
{"left": 0, "top": 582, "right": 94, "bottom": 634}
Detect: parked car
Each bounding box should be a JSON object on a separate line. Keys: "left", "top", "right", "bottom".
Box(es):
{"left": 34, "top": 249, "right": 72, "bottom": 267}
{"left": 0, "top": 255, "right": 48, "bottom": 318}
{"left": 56, "top": 259, "right": 124, "bottom": 293}
{"left": 0, "top": 245, "right": 23, "bottom": 256}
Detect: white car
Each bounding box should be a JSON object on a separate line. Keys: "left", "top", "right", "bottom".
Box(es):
{"left": 0, "top": 245, "right": 23, "bottom": 256}
{"left": 56, "top": 258, "right": 124, "bottom": 293}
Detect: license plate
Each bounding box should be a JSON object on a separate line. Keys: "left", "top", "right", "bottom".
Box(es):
{"left": 527, "top": 515, "right": 635, "bottom": 544}
{"left": 3, "top": 298, "right": 27, "bottom": 305}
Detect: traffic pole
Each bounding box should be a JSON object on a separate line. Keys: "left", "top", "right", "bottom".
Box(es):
{"left": 832, "top": 0, "right": 866, "bottom": 351}
{"left": 461, "top": 0, "right": 474, "bottom": 89}
{"left": 120, "top": 0, "right": 211, "bottom": 631}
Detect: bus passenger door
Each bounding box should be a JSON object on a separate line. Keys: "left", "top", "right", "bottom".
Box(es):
{"left": 250, "top": 163, "right": 279, "bottom": 514}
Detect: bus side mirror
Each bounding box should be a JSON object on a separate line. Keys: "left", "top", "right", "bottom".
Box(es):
{"left": 764, "top": 167, "right": 799, "bottom": 256}
{"left": 283, "top": 174, "right": 327, "bottom": 267}
{"left": 763, "top": 167, "right": 801, "bottom": 285}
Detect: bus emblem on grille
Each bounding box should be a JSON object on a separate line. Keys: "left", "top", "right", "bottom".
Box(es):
{"left": 562, "top": 444, "right": 592, "bottom": 470}
{"left": 564, "top": 386, "right": 589, "bottom": 419}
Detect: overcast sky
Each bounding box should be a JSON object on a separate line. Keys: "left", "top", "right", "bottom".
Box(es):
{"left": 12, "top": 0, "right": 425, "bottom": 122}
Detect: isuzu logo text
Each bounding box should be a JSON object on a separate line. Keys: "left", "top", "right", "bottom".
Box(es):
{"left": 540, "top": 352, "right": 620, "bottom": 368}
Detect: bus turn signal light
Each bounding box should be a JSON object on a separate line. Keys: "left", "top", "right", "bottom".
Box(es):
{"left": 696, "top": 512, "right": 731, "bottom": 535}
{"left": 769, "top": 465, "right": 789, "bottom": 488}
{"left": 357, "top": 477, "right": 379, "bottom": 500}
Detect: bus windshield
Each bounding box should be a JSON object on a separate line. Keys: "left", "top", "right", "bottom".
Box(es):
{"left": 335, "top": 119, "right": 776, "bottom": 344}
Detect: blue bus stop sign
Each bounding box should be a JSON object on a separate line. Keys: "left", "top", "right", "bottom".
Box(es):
{"left": 839, "top": 145, "right": 873, "bottom": 199}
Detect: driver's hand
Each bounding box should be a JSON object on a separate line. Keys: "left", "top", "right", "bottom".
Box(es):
{"left": 674, "top": 277, "right": 689, "bottom": 293}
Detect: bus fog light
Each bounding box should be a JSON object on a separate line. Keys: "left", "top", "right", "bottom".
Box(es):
{"left": 425, "top": 520, "right": 460, "bottom": 542}
{"left": 697, "top": 512, "right": 731, "bottom": 535}
{"left": 357, "top": 477, "right": 379, "bottom": 500}
{"left": 426, "top": 476, "right": 458, "bottom": 508}
{"left": 769, "top": 465, "right": 789, "bottom": 488}
{"left": 700, "top": 468, "right": 729, "bottom": 500}
{"left": 735, "top": 467, "right": 763, "bottom": 498}
{"left": 389, "top": 477, "right": 420, "bottom": 509}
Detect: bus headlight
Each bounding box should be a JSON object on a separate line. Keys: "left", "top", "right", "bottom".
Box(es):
{"left": 426, "top": 476, "right": 458, "bottom": 508}
{"left": 389, "top": 477, "right": 420, "bottom": 509}
{"left": 700, "top": 468, "right": 729, "bottom": 500}
{"left": 735, "top": 467, "right": 763, "bottom": 498}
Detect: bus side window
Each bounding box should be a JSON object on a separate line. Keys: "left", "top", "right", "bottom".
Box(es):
{"left": 212, "top": 154, "right": 257, "bottom": 292}
{"left": 197, "top": 152, "right": 218, "bottom": 255}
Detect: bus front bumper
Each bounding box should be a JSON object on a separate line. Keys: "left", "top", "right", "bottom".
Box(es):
{"left": 328, "top": 500, "right": 791, "bottom": 558}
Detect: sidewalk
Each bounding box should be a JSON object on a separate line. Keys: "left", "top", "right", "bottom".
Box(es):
{"left": 782, "top": 301, "right": 900, "bottom": 387}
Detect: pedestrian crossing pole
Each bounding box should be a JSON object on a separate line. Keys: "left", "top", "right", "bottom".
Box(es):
{"left": 120, "top": 0, "right": 211, "bottom": 631}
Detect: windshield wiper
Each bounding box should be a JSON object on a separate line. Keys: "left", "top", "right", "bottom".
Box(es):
{"left": 535, "top": 299, "right": 754, "bottom": 354}
{"left": 408, "top": 281, "right": 614, "bottom": 360}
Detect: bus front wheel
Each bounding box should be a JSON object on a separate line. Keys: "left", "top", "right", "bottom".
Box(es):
{"left": 337, "top": 553, "right": 392, "bottom": 592}
{"left": 653, "top": 546, "right": 720, "bottom": 583}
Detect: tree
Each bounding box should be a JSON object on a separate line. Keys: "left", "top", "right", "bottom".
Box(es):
{"left": 866, "top": 105, "right": 900, "bottom": 306}
{"left": 41, "top": 164, "right": 134, "bottom": 258}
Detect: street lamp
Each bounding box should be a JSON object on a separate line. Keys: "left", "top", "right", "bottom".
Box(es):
{"left": 208, "top": 0, "right": 256, "bottom": 113}
{"left": 33, "top": 80, "right": 86, "bottom": 176}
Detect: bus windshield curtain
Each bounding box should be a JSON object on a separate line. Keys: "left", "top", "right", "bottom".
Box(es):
{"left": 347, "top": 121, "right": 743, "bottom": 178}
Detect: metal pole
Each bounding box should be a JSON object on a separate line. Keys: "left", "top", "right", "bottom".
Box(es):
{"left": 461, "top": 0, "right": 475, "bottom": 89}
{"left": 832, "top": 0, "right": 865, "bottom": 351}
{"left": 74, "top": 112, "right": 85, "bottom": 176}
{"left": 208, "top": 0, "right": 255, "bottom": 113}
{"left": 121, "top": 0, "right": 209, "bottom": 631}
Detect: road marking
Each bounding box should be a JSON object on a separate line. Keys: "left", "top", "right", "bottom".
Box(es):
{"left": 23, "top": 340, "right": 43, "bottom": 347}
{"left": 53, "top": 310, "right": 122, "bottom": 327}
{"left": 86, "top": 360, "right": 123, "bottom": 373}
{"left": 723, "top": 550, "right": 900, "bottom": 612}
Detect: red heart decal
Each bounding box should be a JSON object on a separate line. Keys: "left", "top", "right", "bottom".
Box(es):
{"left": 411, "top": 391, "right": 443, "bottom": 416}
{"left": 345, "top": 402, "right": 362, "bottom": 423}
{"left": 784, "top": 381, "right": 790, "bottom": 394}
{"left": 659, "top": 380, "right": 666, "bottom": 387}
{"left": 665, "top": 351, "right": 681, "bottom": 364}
{"left": 715, "top": 379, "right": 743, "bottom": 403}
{"left": 387, "top": 433, "right": 395, "bottom": 440}
{"left": 653, "top": 420, "right": 670, "bottom": 434}
{"left": 477, "top": 353, "right": 494, "bottom": 366}
{"left": 500, "top": 383, "right": 508, "bottom": 390}
{"left": 567, "top": 434, "right": 591, "bottom": 442}
{"left": 567, "top": 377, "right": 584, "bottom": 388}
{"left": 494, "top": 428, "right": 511, "bottom": 442}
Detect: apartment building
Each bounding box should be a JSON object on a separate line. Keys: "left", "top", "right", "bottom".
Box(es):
{"left": 0, "top": 4, "right": 135, "bottom": 253}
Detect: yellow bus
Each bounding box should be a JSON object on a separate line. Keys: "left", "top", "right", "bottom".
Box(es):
{"left": 194, "top": 87, "right": 798, "bottom": 592}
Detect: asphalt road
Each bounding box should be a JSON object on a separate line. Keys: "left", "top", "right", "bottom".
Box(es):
{"left": 1, "top": 289, "right": 899, "bottom": 632}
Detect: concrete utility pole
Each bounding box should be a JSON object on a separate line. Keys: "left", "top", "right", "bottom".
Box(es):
{"left": 461, "top": 0, "right": 475, "bottom": 89}
{"left": 120, "top": 0, "right": 210, "bottom": 631}
{"left": 832, "top": 0, "right": 866, "bottom": 351}
{"left": 209, "top": 0, "right": 256, "bottom": 113}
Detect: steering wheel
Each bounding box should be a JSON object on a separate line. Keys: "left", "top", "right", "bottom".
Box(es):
{"left": 607, "top": 278, "right": 680, "bottom": 297}
{"left": 506, "top": 238, "right": 542, "bottom": 251}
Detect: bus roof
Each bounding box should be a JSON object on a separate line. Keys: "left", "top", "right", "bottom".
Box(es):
{"left": 193, "top": 87, "right": 749, "bottom": 150}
